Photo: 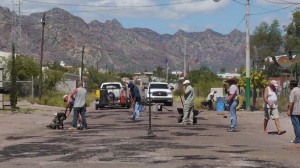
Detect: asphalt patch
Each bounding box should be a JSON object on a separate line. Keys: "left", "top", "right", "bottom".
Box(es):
{"left": 171, "top": 132, "right": 199, "bottom": 136}
{"left": 216, "top": 149, "right": 258, "bottom": 154}
{"left": 6, "top": 136, "right": 40, "bottom": 140}
{"left": 0, "top": 143, "right": 75, "bottom": 162}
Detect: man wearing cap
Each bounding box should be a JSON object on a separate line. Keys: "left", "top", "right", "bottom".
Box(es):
{"left": 226, "top": 78, "right": 239, "bottom": 132}
{"left": 180, "top": 80, "right": 195, "bottom": 125}
{"left": 206, "top": 90, "right": 217, "bottom": 110}
{"left": 128, "top": 82, "right": 142, "bottom": 121}
{"left": 263, "top": 80, "right": 285, "bottom": 135}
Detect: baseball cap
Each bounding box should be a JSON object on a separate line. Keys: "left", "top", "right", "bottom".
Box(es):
{"left": 270, "top": 80, "right": 278, "bottom": 86}
{"left": 183, "top": 80, "right": 190, "bottom": 85}
{"left": 63, "top": 95, "right": 68, "bottom": 100}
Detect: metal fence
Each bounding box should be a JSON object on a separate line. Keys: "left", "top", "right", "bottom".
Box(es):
{"left": 3, "top": 79, "right": 35, "bottom": 98}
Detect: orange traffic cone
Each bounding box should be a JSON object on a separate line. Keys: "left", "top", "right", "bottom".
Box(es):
{"left": 120, "top": 90, "right": 125, "bottom": 104}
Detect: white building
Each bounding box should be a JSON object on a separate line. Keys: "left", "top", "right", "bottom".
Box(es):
{"left": 217, "top": 72, "right": 241, "bottom": 79}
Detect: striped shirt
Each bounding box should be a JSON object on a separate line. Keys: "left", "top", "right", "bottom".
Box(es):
{"left": 289, "top": 87, "right": 300, "bottom": 115}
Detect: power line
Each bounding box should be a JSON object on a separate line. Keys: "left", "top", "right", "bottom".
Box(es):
{"left": 250, "top": 4, "right": 298, "bottom": 15}
{"left": 234, "top": 14, "right": 246, "bottom": 29}
{"left": 263, "top": 0, "right": 300, "bottom": 5}
{"left": 22, "top": 0, "right": 205, "bottom": 8}
{"left": 233, "top": 0, "right": 246, "bottom": 6}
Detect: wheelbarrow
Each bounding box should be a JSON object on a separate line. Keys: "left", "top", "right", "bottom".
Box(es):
{"left": 177, "top": 107, "right": 199, "bottom": 124}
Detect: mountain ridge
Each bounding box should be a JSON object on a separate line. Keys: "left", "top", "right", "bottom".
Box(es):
{"left": 0, "top": 6, "right": 246, "bottom": 73}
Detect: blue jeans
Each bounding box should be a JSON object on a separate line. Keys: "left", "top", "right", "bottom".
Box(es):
{"left": 229, "top": 100, "right": 238, "bottom": 129}
{"left": 133, "top": 102, "right": 140, "bottom": 120}
{"left": 73, "top": 107, "right": 87, "bottom": 128}
{"left": 291, "top": 115, "right": 300, "bottom": 142}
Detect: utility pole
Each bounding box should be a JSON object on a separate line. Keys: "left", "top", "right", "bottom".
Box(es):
{"left": 166, "top": 58, "right": 169, "bottom": 83}
{"left": 96, "top": 58, "right": 99, "bottom": 72}
{"left": 80, "top": 46, "right": 84, "bottom": 82}
{"left": 183, "top": 37, "right": 187, "bottom": 78}
{"left": 39, "top": 13, "right": 45, "bottom": 102}
{"left": 245, "top": 0, "right": 251, "bottom": 111}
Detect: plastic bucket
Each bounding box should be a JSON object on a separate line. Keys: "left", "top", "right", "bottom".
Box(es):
{"left": 216, "top": 97, "right": 225, "bottom": 112}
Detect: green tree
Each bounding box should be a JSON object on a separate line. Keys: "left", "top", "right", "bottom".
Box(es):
{"left": 87, "top": 68, "right": 121, "bottom": 90}
{"left": 239, "top": 69, "right": 268, "bottom": 109}
{"left": 220, "top": 67, "right": 226, "bottom": 73}
{"left": 43, "top": 69, "right": 65, "bottom": 93}
{"left": 251, "top": 20, "right": 283, "bottom": 77}
{"left": 187, "top": 66, "right": 223, "bottom": 97}
{"left": 48, "top": 60, "right": 66, "bottom": 71}
{"left": 153, "top": 66, "right": 164, "bottom": 79}
{"left": 10, "top": 43, "right": 17, "bottom": 109}
{"left": 284, "top": 8, "right": 300, "bottom": 53}
{"left": 3, "top": 54, "right": 39, "bottom": 81}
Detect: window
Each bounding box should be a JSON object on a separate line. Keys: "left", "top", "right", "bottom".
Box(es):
{"left": 102, "top": 84, "right": 121, "bottom": 89}
{"left": 150, "top": 84, "right": 168, "bottom": 89}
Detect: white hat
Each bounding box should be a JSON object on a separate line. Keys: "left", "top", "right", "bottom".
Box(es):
{"left": 183, "top": 80, "right": 190, "bottom": 85}
{"left": 63, "top": 95, "right": 68, "bottom": 99}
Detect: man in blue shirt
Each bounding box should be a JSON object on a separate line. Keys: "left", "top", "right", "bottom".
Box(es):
{"left": 128, "top": 82, "right": 142, "bottom": 121}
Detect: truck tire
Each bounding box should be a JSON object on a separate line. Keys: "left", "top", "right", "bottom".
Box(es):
{"left": 107, "top": 92, "right": 115, "bottom": 103}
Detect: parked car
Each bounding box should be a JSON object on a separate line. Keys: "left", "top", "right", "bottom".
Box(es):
{"left": 95, "top": 82, "right": 130, "bottom": 110}
{"left": 144, "top": 82, "right": 173, "bottom": 106}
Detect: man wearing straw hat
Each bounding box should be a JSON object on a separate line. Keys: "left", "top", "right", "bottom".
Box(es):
{"left": 226, "top": 77, "right": 239, "bottom": 132}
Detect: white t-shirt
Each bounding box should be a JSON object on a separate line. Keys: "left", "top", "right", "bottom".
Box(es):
{"left": 228, "top": 84, "right": 238, "bottom": 100}
{"left": 206, "top": 92, "right": 215, "bottom": 101}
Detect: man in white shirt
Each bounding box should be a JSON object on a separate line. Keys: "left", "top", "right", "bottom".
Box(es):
{"left": 206, "top": 91, "right": 217, "bottom": 110}
{"left": 226, "top": 78, "right": 239, "bottom": 132}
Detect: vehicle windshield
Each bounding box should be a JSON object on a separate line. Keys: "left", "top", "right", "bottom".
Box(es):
{"left": 102, "top": 84, "right": 121, "bottom": 89}
{"left": 150, "top": 84, "right": 169, "bottom": 89}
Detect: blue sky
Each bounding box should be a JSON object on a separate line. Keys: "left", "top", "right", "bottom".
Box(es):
{"left": 1, "top": 0, "right": 299, "bottom": 35}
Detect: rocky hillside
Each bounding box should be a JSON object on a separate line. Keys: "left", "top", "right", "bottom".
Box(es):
{"left": 0, "top": 6, "right": 246, "bottom": 73}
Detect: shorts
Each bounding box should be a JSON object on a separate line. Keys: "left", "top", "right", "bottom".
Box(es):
{"left": 264, "top": 108, "right": 279, "bottom": 120}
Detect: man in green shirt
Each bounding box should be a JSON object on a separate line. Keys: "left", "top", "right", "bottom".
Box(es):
{"left": 180, "top": 80, "right": 195, "bottom": 125}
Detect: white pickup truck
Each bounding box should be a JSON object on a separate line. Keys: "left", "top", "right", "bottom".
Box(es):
{"left": 95, "top": 82, "right": 130, "bottom": 109}
{"left": 144, "top": 82, "right": 173, "bottom": 106}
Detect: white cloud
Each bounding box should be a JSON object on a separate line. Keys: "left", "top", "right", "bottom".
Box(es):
{"left": 0, "top": 0, "right": 231, "bottom": 21}
{"left": 255, "top": 0, "right": 299, "bottom": 6}
{"left": 168, "top": 0, "right": 229, "bottom": 14}
{"left": 169, "top": 23, "right": 195, "bottom": 32}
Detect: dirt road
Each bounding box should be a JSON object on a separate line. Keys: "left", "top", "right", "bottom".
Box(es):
{"left": 0, "top": 100, "right": 299, "bottom": 168}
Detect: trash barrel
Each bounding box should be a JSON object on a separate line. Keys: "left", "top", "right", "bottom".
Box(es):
{"left": 216, "top": 97, "right": 225, "bottom": 112}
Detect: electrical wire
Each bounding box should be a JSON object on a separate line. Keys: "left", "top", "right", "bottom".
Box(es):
{"left": 234, "top": 14, "right": 246, "bottom": 29}
{"left": 250, "top": 4, "right": 298, "bottom": 15}
{"left": 22, "top": 0, "right": 205, "bottom": 8}
{"left": 233, "top": 0, "right": 246, "bottom": 6}
{"left": 263, "top": 0, "right": 299, "bottom": 5}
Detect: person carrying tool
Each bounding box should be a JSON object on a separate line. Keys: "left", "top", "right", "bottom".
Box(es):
{"left": 180, "top": 80, "right": 195, "bottom": 125}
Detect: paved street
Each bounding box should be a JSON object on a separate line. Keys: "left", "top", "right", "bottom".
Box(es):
{"left": 0, "top": 101, "right": 299, "bottom": 168}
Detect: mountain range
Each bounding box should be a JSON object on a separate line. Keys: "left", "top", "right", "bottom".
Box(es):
{"left": 0, "top": 6, "right": 246, "bottom": 73}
